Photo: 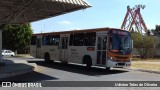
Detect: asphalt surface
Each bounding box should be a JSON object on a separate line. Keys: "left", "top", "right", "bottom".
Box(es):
{"left": 0, "top": 58, "right": 36, "bottom": 79}
{"left": 1, "top": 57, "right": 160, "bottom": 90}
{"left": 1, "top": 57, "right": 160, "bottom": 81}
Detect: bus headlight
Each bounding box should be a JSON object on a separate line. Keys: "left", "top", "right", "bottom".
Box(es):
{"left": 129, "top": 58, "right": 132, "bottom": 62}
{"left": 110, "top": 57, "right": 116, "bottom": 62}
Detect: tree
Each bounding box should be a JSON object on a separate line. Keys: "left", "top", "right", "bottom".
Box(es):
{"left": 2, "top": 23, "right": 33, "bottom": 52}
{"left": 131, "top": 32, "right": 157, "bottom": 59}
{"left": 154, "top": 25, "right": 160, "bottom": 48}
{"left": 154, "top": 25, "right": 160, "bottom": 36}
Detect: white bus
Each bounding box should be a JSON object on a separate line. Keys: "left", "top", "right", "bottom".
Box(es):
{"left": 30, "top": 27, "right": 132, "bottom": 70}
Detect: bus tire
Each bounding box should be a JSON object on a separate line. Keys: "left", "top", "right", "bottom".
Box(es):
{"left": 106, "top": 67, "right": 110, "bottom": 71}
{"left": 44, "top": 53, "right": 50, "bottom": 63}
{"left": 83, "top": 56, "right": 92, "bottom": 68}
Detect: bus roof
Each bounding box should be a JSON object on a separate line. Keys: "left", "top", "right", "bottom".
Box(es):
{"left": 33, "top": 27, "right": 127, "bottom": 36}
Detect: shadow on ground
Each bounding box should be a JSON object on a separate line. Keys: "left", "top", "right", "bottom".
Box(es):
{"left": 0, "top": 60, "right": 129, "bottom": 82}
{"left": 0, "top": 71, "right": 58, "bottom": 82}
{"left": 28, "top": 60, "right": 128, "bottom": 76}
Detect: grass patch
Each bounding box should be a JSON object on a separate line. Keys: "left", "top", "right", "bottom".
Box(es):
{"left": 131, "top": 58, "right": 160, "bottom": 71}
{"left": 131, "top": 62, "right": 160, "bottom": 71}
{"left": 132, "top": 58, "right": 160, "bottom": 62}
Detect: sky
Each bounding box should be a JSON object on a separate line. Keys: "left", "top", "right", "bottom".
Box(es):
{"left": 31, "top": 0, "right": 160, "bottom": 33}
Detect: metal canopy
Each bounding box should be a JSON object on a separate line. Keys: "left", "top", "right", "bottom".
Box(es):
{"left": 0, "top": 0, "right": 91, "bottom": 65}
{"left": 0, "top": 0, "right": 91, "bottom": 24}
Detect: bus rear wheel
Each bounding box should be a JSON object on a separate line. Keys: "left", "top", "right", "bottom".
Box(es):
{"left": 44, "top": 53, "right": 50, "bottom": 63}
{"left": 83, "top": 56, "right": 92, "bottom": 68}
{"left": 86, "top": 60, "right": 92, "bottom": 68}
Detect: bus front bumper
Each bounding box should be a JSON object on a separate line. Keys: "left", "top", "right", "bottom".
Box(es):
{"left": 106, "top": 59, "right": 131, "bottom": 68}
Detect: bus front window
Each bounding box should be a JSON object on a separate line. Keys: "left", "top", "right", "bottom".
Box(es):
{"left": 110, "top": 31, "right": 132, "bottom": 54}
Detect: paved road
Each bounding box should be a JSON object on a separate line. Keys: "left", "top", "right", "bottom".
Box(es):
{"left": 1, "top": 57, "right": 160, "bottom": 90}
{"left": 1, "top": 57, "right": 160, "bottom": 81}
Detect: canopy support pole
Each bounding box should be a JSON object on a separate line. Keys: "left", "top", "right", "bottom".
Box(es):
{"left": 0, "top": 30, "right": 5, "bottom": 66}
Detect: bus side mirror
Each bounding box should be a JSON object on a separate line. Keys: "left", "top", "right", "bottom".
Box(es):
{"left": 132, "top": 40, "right": 133, "bottom": 49}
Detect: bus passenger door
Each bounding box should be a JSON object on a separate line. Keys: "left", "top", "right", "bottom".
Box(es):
{"left": 60, "top": 37, "right": 68, "bottom": 62}
{"left": 36, "top": 38, "right": 42, "bottom": 58}
{"left": 96, "top": 36, "right": 107, "bottom": 65}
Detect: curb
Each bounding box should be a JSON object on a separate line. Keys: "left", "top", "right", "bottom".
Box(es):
{"left": 125, "top": 68, "right": 160, "bottom": 74}
{"left": 0, "top": 63, "right": 37, "bottom": 79}
{"left": 0, "top": 68, "right": 33, "bottom": 79}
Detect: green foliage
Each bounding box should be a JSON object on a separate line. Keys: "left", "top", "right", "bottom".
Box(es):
{"left": 2, "top": 23, "right": 33, "bottom": 51}
{"left": 131, "top": 32, "right": 157, "bottom": 59}
{"left": 155, "top": 25, "right": 160, "bottom": 36}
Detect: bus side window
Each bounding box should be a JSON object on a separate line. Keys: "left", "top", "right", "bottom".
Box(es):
{"left": 46, "top": 36, "right": 50, "bottom": 45}
{"left": 103, "top": 37, "right": 107, "bottom": 50}
{"left": 50, "top": 35, "right": 54, "bottom": 45}
{"left": 53, "top": 35, "right": 60, "bottom": 46}
{"left": 97, "top": 37, "right": 102, "bottom": 50}
{"left": 31, "top": 36, "right": 37, "bottom": 45}
{"left": 110, "top": 36, "right": 112, "bottom": 49}
{"left": 84, "top": 32, "right": 96, "bottom": 46}
{"left": 42, "top": 36, "right": 47, "bottom": 45}
{"left": 37, "top": 39, "right": 41, "bottom": 48}
{"left": 73, "top": 33, "right": 84, "bottom": 46}
{"left": 69, "top": 34, "right": 73, "bottom": 46}
{"left": 46, "top": 35, "right": 54, "bottom": 45}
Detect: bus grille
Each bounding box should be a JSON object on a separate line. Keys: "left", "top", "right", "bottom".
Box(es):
{"left": 117, "top": 63, "right": 125, "bottom": 66}
{"left": 115, "top": 56, "right": 128, "bottom": 59}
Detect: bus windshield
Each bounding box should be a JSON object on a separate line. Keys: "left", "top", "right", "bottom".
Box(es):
{"left": 110, "top": 30, "right": 132, "bottom": 54}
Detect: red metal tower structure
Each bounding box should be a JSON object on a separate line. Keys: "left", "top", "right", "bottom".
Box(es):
{"left": 121, "top": 5, "right": 148, "bottom": 33}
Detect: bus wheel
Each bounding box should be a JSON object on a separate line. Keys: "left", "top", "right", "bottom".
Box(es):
{"left": 86, "top": 61, "right": 92, "bottom": 68}
{"left": 61, "top": 61, "right": 68, "bottom": 64}
{"left": 106, "top": 67, "right": 110, "bottom": 71}
{"left": 44, "top": 53, "right": 50, "bottom": 63}
{"left": 83, "top": 56, "right": 92, "bottom": 68}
